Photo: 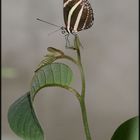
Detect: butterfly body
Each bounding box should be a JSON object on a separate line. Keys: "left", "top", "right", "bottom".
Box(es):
{"left": 63, "top": 0, "right": 94, "bottom": 34}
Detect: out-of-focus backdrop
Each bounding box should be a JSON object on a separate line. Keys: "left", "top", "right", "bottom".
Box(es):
{"left": 2, "top": 0, "right": 138, "bottom": 140}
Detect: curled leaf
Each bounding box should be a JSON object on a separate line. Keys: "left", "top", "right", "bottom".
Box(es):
{"left": 35, "top": 55, "right": 57, "bottom": 72}
{"left": 47, "top": 47, "right": 64, "bottom": 57}
{"left": 35, "top": 47, "right": 65, "bottom": 72}
{"left": 8, "top": 92, "right": 44, "bottom": 140}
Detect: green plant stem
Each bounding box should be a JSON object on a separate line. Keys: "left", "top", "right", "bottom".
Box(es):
{"left": 74, "top": 35, "right": 92, "bottom": 140}
{"left": 80, "top": 98, "right": 92, "bottom": 140}
{"left": 74, "top": 36, "right": 86, "bottom": 97}
{"left": 78, "top": 63, "right": 86, "bottom": 98}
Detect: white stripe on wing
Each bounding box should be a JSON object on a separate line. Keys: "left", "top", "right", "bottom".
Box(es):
{"left": 74, "top": 4, "right": 84, "bottom": 32}
{"left": 64, "top": 0, "right": 73, "bottom": 7}
{"left": 67, "top": 0, "right": 82, "bottom": 32}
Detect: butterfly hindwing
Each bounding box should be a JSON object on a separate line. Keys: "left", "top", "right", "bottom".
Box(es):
{"left": 82, "top": 0, "right": 94, "bottom": 30}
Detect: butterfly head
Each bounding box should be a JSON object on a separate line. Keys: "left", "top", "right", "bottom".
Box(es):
{"left": 60, "top": 26, "right": 69, "bottom": 35}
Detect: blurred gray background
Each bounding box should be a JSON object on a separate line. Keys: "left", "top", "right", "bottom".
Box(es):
{"left": 2, "top": 0, "right": 138, "bottom": 140}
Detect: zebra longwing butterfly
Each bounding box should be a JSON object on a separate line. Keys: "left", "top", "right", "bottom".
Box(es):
{"left": 37, "top": 0, "right": 94, "bottom": 48}
{"left": 63, "top": 0, "right": 94, "bottom": 34}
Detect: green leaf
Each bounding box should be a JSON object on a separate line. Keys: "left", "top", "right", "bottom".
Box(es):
{"left": 31, "top": 63, "right": 73, "bottom": 96}
{"left": 8, "top": 92, "right": 44, "bottom": 140}
{"left": 111, "top": 116, "right": 139, "bottom": 140}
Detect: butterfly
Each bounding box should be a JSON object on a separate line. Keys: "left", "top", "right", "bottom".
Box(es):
{"left": 63, "top": 0, "right": 94, "bottom": 34}
{"left": 37, "top": 0, "right": 94, "bottom": 48}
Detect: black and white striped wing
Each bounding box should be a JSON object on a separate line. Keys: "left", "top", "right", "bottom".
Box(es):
{"left": 63, "top": 0, "right": 94, "bottom": 33}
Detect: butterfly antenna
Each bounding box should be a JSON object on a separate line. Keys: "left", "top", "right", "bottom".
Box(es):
{"left": 36, "top": 18, "right": 61, "bottom": 28}
{"left": 48, "top": 28, "right": 61, "bottom": 36}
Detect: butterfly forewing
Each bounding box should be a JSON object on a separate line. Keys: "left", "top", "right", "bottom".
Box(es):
{"left": 63, "top": 0, "right": 80, "bottom": 32}
{"left": 63, "top": 0, "right": 94, "bottom": 33}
